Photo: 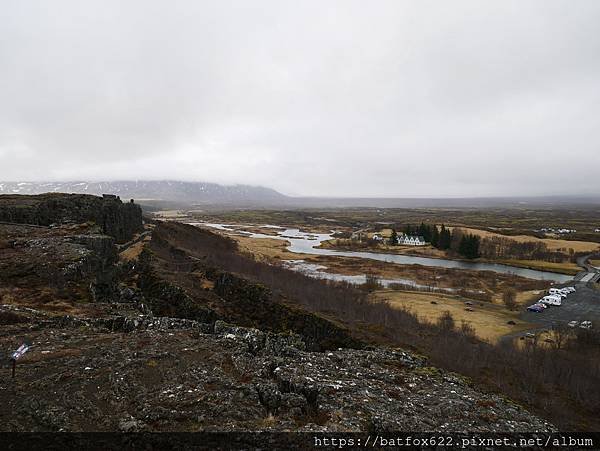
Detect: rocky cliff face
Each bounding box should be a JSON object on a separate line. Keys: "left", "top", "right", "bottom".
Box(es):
{"left": 139, "top": 234, "right": 362, "bottom": 352}
{"left": 0, "top": 193, "right": 142, "bottom": 243}
{"left": 0, "top": 223, "right": 116, "bottom": 291}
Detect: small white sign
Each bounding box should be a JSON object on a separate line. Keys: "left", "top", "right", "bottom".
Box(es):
{"left": 11, "top": 343, "right": 30, "bottom": 360}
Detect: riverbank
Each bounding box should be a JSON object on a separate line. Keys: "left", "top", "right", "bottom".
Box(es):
{"left": 192, "top": 222, "right": 573, "bottom": 283}
{"left": 295, "top": 254, "right": 551, "bottom": 298}
{"left": 318, "top": 239, "right": 579, "bottom": 276}
{"left": 495, "top": 259, "right": 580, "bottom": 276}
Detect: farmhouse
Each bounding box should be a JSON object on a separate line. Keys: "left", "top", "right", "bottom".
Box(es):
{"left": 397, "top": 234, "right": 427, "bottom": 246}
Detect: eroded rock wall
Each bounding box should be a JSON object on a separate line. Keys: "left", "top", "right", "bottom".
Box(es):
{"left": 0, "top": 193, "right": 142, "bottom": 243}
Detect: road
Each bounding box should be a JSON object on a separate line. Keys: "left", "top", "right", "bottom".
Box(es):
{"left": 574, "top": 254, "right": 600, "bottom": 283}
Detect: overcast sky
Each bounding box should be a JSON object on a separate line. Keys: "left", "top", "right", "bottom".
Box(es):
{"left": 1, "top": 1, "right": 599, "bottom": 197}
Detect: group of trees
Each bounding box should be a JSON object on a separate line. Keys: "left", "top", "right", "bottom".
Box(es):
{"left": 384, "top": 222, "right": 578, "bottom": 263}
{"left": 394, "top": 223, "right": 480, "bottom": 259}
{"left": 478, "top": 236, "right": 574, "bottom": 263}
{"left": 457, "top": 233, "right": 481, "bottom": 259}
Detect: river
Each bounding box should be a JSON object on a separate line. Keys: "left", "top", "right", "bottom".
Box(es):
{"left": 190, "top": 222, "right": 573, "bottom": 284}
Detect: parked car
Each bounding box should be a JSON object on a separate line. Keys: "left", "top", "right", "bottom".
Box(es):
{"left": 568, "top": 321, "right": 579, "bottom": 328}
{"left": 580, "top": 321, "right": 593, "bottom": 329}
{"left": 527, "top": 305, "right": 544, "bottom": 313}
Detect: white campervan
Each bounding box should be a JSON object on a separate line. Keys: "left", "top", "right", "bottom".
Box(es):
{"left": 549, "top": 288, "right": 568, "bottom": 298}
{"left": 541, "top": 295, "right": 562, "bottom": 306}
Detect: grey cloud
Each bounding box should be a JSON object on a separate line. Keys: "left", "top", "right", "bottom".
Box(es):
{"left": 1, "top": 0, "right": 599, "bottom": 197}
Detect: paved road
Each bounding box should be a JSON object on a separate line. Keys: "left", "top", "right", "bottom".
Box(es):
{"left": 574, "top": 254, "right": 600, "bottom": 282}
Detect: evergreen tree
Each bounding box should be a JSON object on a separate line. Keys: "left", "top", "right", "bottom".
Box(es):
{"left": 389, "top": 229, "right": 398, "bottom": 246}
{"left": 458, "top": 235, "right": 468, "bottom": 257}
{"left": 431, "top": 224, "right": 440, "bottom": 247}
{"left": 438, "top": 224, "right": 452, "bottom": 250}
{"left": 419, "top": 222, "right": 427, "bottom": 240}
{"left": 471, "top": 234, "right": 481, "bottom": 258}
{"left": 458, "top": 233, "right": 480, "bottom": 259}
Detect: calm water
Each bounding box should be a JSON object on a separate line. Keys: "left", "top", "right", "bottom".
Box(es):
{"left": 190, "top": 222, "right": 573, "bottom": 283}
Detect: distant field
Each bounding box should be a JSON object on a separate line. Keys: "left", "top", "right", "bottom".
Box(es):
{"left": 372, "top": 290, "right": 531, "bottom": 343}
{"left": 318, "top": 238, "right": 448, "bottom": 258}
{"left": 193, "top": 207, "right": 600, "bottom": 244}
{"left": 496, "top": 259, "right": 581, "bottom": 275}
{"left": 451, "top": 227, "right": 600, "bottom": 253}
{"left": 153, "top": 210, "right": 191, "bottom": 219}
{"left": 235, "top": 236, "right": 297, "bottom": 261}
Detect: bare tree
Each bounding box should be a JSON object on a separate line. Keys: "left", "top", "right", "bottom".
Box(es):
{"left": 502, "top": 288, "right": 517, "bottom": 311}
{"left": 437, "top": 310, "right": 455, "bottom": 333}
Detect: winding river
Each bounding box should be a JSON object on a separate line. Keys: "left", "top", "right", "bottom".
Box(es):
{"left": 191, "top": 223, "right": 573, "bottom": 283}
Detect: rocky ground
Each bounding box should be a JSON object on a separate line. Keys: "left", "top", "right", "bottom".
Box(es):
{"left": 0, "top": 304, "right": 555, "bottom": 433}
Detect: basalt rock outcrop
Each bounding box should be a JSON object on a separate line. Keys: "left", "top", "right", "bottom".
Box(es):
{"left": 139, "top": 238, "right": 362, "bottom": 352}
{"left": 0, "top": 304, "right": 556, "bottom": 433}
{"left": 0, "top": 193, "right": 142, "bottom": 243}
{"left": 0, "top": 223, "right": 116, "bottom": 291}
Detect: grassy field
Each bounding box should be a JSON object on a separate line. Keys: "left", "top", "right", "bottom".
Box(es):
{"left": 495, "top": 259, "right": 581, "bottom": 275}
{"left": 119, "top": 238, "right": 150, "bottom": 261}
{"left": 371, "top": 290, "right": 531, "bottom": 342}
{"left": 450, "top": 226, "right": 600, "bottom": 252}
{"left": 318, "top": 238, "right": 448, "bottom": 258}
{"left": 235, "top": 236, "right": 298, "bottom": 261}
{"left": 153, "top": 210, "right": 193, "bottom": 219}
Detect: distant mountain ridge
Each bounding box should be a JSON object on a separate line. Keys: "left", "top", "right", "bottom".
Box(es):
{"left": 0, "top": 181, "right": 287, "bottom": 206}
{"left": 1, "top": 181, "right": 597, "bottom": 208}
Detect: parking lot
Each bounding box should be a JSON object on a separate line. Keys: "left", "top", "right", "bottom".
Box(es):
{"left": 521, "top": 283, "right": 600, "bottom": 328}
